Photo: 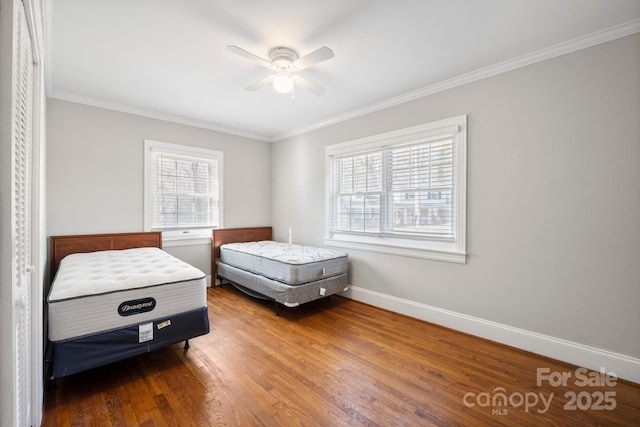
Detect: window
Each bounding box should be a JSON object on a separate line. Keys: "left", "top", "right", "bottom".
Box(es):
{"left": 144, "top": 140, "right": 223, "bottom": 243}
{"left": 325, "top": 116, "right": 466, "bottom": 263}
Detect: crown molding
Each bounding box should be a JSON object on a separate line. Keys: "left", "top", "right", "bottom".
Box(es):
{"left": 42, "top": 0, "right": 267, "bottom": 141}
{"left": 45, "top": 18, "right": 640, "bottom": 143}
{"left": 271, "top": 18, "right": 640, "bottom": 142}
{"left": 47, "top": 90, "right": 270, "bottom": 142}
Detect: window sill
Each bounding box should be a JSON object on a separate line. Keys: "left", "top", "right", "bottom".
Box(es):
{"left": 159, "top": 229, "right": 212, "bottom": 248}
{"left": 324, "top": 236, "right": 467, "bottom": 264}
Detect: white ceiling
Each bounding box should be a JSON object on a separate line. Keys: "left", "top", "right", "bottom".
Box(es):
{"left": 45, "top": 0, "right": 640, "bottom": 141}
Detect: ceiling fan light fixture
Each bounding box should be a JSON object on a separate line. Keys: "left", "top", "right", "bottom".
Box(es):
{"left": 272, "top": 73, "right": 294, "bottom": 94}
{"left": 228, "top": 45, "right": 334, "bottom": 96}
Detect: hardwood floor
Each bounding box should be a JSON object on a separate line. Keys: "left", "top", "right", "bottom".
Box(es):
{"left": 42, "top": 285, "right": 640, "bottom": 426}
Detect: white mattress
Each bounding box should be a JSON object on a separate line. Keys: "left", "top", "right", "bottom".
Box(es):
{"left": 48, "top": 247, "right": 207, "bottom": 342}
{"left": 219, "top": 241, "right": 348, "bottom": 285}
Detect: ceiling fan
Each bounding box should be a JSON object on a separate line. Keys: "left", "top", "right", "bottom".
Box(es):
{"left": 227, "top": 45, "right": 334, "bottom": 96}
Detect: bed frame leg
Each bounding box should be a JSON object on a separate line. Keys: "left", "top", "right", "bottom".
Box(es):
{"left": 183, "top": 339, "right": 190, "bottom": 350}
{"left": 47, "top": 376, "right": 57, "bottom": 391}
{"left": 275, "top": 301, "right": 280, "bottom": 316}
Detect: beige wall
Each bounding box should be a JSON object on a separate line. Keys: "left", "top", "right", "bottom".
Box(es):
{"left": 46, "top": 99, "right": 272, "bottom": 277}
{"left": 272, "top": 34, "right": 640, "bottom": 371}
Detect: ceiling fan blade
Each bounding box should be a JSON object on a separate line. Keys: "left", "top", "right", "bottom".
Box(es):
{"left": 245, "top": 74, "right": 275, "bottom": 91}
{"left": 293, "top": 46, "right": 334, "bottom": 70}
{"left": 292, "top": 75, "right": 326, "bottom": 95}
{"left": 227, "top": 45, "right": 272, "bottom": 68}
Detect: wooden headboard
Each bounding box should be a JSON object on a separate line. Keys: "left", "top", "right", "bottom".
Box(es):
{"left": 50, "top": 232, "right": 162, "bottom": 281}
{"left": 211, "top": 227, "right": 272, "bottom": 282}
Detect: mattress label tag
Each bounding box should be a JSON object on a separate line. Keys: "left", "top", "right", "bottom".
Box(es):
{"left": 139, "top": 322, "right": 153, "bottom": 343}
{"left": 157, "top": 320, "right": 171, "bottom": 330}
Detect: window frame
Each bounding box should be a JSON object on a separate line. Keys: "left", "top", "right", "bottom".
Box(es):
{"left": 144, "top": 139, "right": 224, "bottom": 244}
{"left": 325, "top": 115, "right": 467, "bottom": 263}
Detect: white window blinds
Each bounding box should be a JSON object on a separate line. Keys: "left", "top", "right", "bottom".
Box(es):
{"left": 387, "top": 136, "right": 455, "bottom": 239}
{"left": 326, "top": 116, "right": 467, "bottom": 263}
{"left": 334, "top": 151, "right": 383, "bottom": 233}
{"left": 331, "top": 135, "right": 455, "bottom": 240}
{"left": 145, "top": 140, "right": 223, "bottom": 232}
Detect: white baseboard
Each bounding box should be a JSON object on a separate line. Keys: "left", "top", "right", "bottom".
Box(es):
{"left": 343, "top": 286, "right": 640, "bottom": 384}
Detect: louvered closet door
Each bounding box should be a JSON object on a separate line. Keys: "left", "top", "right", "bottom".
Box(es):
{"left": 12, "top": 1, "right": 34, "bottom": 426}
